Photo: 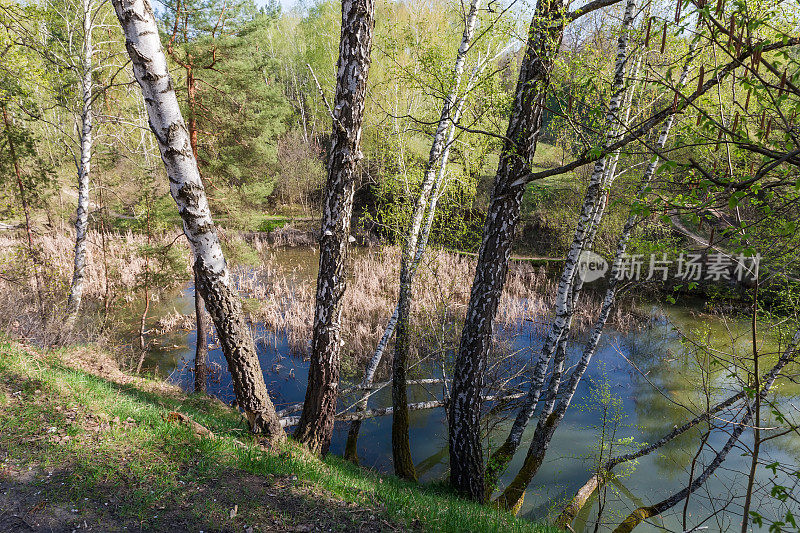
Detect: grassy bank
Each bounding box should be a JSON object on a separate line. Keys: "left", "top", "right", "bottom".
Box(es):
{"left": 0, "top": 339, "right": 552, "bottom": 532}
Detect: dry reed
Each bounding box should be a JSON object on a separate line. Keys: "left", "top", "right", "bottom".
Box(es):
{"left": 233, "top": 243, "right": 642, "bottom": 373}
{"left": 0, "top": 230, "right": 190, "bottom": 347}
{"left": 0, "top": 230, "right": 642, "bottom": 374}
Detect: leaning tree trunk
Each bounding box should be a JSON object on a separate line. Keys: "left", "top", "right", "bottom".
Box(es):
{"left": 612, "top": 324, "right": 800, "bottom": 533}
{"left": 497, "top": 33, "right": 700, "bottom": 514}
{"left": 67, "top": 0, "right": 94, "bottom": 320}
{"left": 496, "top": 161, "right": 645, "bottom": 512}
{"left": 558, "top": 389, "right": 748, "bottom": 528}
{"left": 391, "top": 0, "right": 482, "bottom": 482}
{"left": 293, "top": 0, "right": 375, "bottom": 456}
{"left": 484, "top": 0, "right": 638, "bottom": 499}
{"left": 111, "top": 0, "right": 285, "bottom": 444}
{"left": 448, "top": 0, "right": 565, "bottom": 503}
{"left": 194, "top": 268, "right": 210, "bottom": 393}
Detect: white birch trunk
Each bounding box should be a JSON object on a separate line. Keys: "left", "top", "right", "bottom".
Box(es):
{"left": 283, "top": 392, "right": 526, "bottom": 427}
{"left": 495, "top": 29, "right": 706, "bottom": 510}
{"left": 531, "top": 45, "right": 696, "bottom": 458}
{"left": 111, "top": 0, "right": 285, "bottom": 443}
{"left": 67, "top": 0, "right": 94, "bottom": 318}
{"left": 525, "top": 50, "right": 644, "bottom": 434}
{"left": 498, "top": 0, "right": 636, "bottom": 478}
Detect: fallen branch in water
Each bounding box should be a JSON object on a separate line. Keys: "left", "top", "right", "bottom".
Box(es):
{"left": 277, "top": 378, "right": 448, "bottom": 418}
{"left": 558, "top": 324, "right": 800, "bottom": 532}
{"left": 556, "top": 388, "right": 748, "bottom": 529}
{"left": 280, "top": 400, "right": 443, "bottom": 427}
{"left": 280, "top": 392, "right": 525, "bottom": 427}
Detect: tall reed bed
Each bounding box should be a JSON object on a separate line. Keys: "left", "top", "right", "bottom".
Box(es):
{"left": 234, "top": 240, "right": 640, "bottom": 375}
{"left": 0, "top": 230, "right": 190, "bottom": 347}
{"left": 0, "top": 229, "right": 641, "bottom": 375}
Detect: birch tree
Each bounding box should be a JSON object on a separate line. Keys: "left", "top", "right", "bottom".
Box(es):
{"left": 492, "top": 27, "right": 704, "bottom": 512}
{"left": 111, "top": 0, "right": 285, "bottom": 443}
{"left": 0, "top": 0, "right": 115, "bottom": 318}
{"left": 498, "top": 0, "right": 800, "bottom": 518}
{"left": 389, "top": 0, "right": 482, "bottom": 481}
{"left": 447, "top": 0, "right": 573, "bottom": 502}
{"left": 342, "top": 0, "right": 515, "bottom": 468}
{"left": 485, "top": 0, "right": 640, "bottom": 503}
{"left": 293, "top": 0, "right": 375, "bottom": 455}
{"left": 63, "top": 0, "right": 97, "bottom": 317}
{"left": 445, "top": 0, "right": 800, "bottom": 503}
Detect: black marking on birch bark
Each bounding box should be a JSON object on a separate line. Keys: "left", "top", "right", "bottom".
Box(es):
{"left": 448, "top": 0, "right": 564, "bottom": 503}
{"left": 294, "top": 0, "right": 375, "bottom": 456}
{"left": 112, "top": 0, "right": 285, "bottom": 444}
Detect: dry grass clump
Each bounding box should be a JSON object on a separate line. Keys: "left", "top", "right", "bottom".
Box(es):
{"left": 233, "top": 245, "right": 640, "bottom": 373}
{"left": 0, "top": 230, "right": 190, "bottom": 347}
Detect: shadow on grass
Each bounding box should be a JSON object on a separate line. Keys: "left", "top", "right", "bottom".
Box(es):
{"left": 1, "top": 343, "right": 553, "bottom": 533}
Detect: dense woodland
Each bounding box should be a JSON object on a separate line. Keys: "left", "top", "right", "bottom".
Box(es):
{"left": 1, "top": 0, "right": 800, "bottom": 530}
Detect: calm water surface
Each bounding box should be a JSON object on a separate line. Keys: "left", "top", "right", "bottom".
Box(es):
{"left": 142, "top": 247, "right": 799, "bottom": 533}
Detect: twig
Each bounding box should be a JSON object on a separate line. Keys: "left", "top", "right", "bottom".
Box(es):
{"left": 306, "top": 63, "right": 344, "bottom": 132}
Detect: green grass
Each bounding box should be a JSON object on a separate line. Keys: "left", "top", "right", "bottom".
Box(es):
{"left": 257, "top": 216, "right": 291, "bottom": 233}
{"left": 0, "top": 340, "right": 553, "bottom": 532}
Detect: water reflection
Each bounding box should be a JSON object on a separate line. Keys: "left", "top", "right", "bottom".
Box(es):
{"left": 141, "top": 251, "right": 797, "bottom": 533}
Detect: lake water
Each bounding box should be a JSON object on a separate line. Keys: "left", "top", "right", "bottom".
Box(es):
{"left": 142, "top": 247, "right": 799, "bottom": 533}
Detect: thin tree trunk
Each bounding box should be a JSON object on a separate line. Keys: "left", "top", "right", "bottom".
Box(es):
{"left": 194, "top": 268, "right": 210, "bottom": 393}
{"left": 294, "top": 0, "right": 375, "bottom": 455}
{"left": 448, "top": 0, "right": 569, "bottom": 502}
{"left": 484, "top": 0, "right": 638, "bottom": 498}
{"left": 557, "top": 392, "right": 746, "bottom": 529}
{"left": 495, "top": 176, "right": 644, "bottom": 510}
{"left": 136, "top": 201, "right": 152, "bottom": 373}
{"left": 2, "top": 106, "right": 44, "bottom": 320}
{"left": 740, "top": 282, "right": 760, "bottom": 533}
{"left": 67, "top": 0, "right": 94, "bottom": 319}
{"left": 183, "top": 64, "right": 210, "bottom": 396}
{"left": 493, "top": 50, "right": 643, "bottom": 499}
{"left": 613, "top": 408, "right": 744, "bottom": 533}
{"left": 344, "top": 301, "right": 397, "bottom": 461}
{"left": 283, "top": 392, "right": 525, "bottom": 427}
{"left": 390, "top": 0, "right": 482, "bottom": 482}
{"left": 186, "top": 67, "right": 198, "bottom": 156}
{"left": 285, "top": 399, "right": 445, "bottom": 427}
{"left": 111, "top": 0, "right": 285, "bottom": 444}
{"left": 345, "top": 71, "right": 472, "bottom": 463}
{"left": 136, "top": 282, "right": 150, "bottom": 370}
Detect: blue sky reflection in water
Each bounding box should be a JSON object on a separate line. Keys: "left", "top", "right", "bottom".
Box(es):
{"left": 144, "top": 278, "right": 798, "bottom": 533}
